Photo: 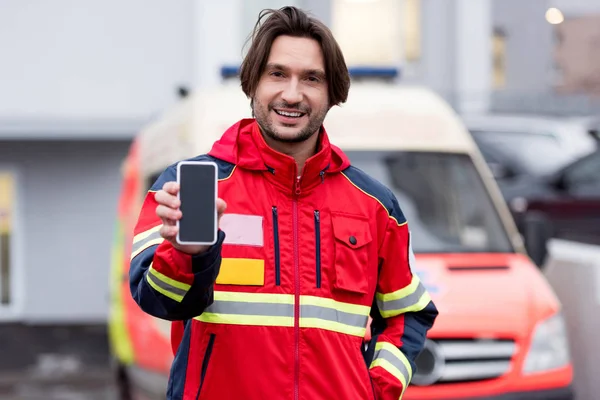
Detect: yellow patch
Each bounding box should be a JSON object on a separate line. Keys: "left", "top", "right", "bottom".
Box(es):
{"left": 216, "top": 258, "right": 265, "bottom": 286}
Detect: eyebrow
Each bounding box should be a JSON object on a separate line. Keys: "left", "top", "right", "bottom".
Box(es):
{"left": 265, "top": 63, "right": 326, "bottom": 79}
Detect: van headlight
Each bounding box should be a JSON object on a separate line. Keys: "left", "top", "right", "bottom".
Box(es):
{"left": 523, "top": 313, "right": 571, "bottom": 374}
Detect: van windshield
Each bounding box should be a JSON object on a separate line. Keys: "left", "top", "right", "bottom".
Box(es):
{"left": 346, "top": 151, "right": 514, "bottom": 253}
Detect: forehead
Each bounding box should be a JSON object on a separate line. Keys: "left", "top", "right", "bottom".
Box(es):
{"left": 267, "top": 35, "right": 325, "bottom": 72}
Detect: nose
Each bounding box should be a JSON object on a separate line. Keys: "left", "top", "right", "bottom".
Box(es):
{"left": 281, "top": 78, "right": 303, "bottom": 105}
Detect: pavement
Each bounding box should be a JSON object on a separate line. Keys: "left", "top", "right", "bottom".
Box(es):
{"left": 0, "top": 323, "right": 119, "bottom": 400}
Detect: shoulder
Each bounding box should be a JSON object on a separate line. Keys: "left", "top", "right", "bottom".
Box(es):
{"left": 340, "top": 165, "right": 407, "bottom": 225}
{"left": 148, "top": 154, "right": 236, "bottom": 191}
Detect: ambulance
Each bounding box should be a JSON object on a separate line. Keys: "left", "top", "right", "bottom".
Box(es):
{"left": 108, "top": 72, "right": 574, "bottom": 399}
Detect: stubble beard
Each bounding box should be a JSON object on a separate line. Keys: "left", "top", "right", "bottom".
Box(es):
{"left": 253, "top": 99, "right": 327, "bottom": 144}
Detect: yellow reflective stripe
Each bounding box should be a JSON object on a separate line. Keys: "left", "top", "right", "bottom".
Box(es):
{"left": 216, "top": 258, "right": 265, "bottom": 286}
{"left": 371, "top": 359, "right": 407, "bottom": 393}
{"left": 132, "top": 224, "right": 162, "bottom": 244}
{"left": 196, "top": 313, "right": 294, "bottom": 327}
{"left": 377, "top": 274, "right": 421, "bottom": 302}
{"left": 299, "top": 318, "right": 366, "bottom": 337}
{"left": 376, "top": 274, "right": 432, "bottom": 318}
{"left": 130, "top": 225, "right": 164, "bottom": 260}
{"left": 299, "top": 295, "right": 370, "bottom": 337}
{"left": 198, "top": 291, "right": 369, "bottom": 336}
{"left": 370, "top": 342, "right": 413, "bottom": 395}
{"left": 146, "top": 273, "right": 183, "bottom": 302}
{"left": 300, "top": 295, "right": 371, "bottom": 316}
{"left": 379, "top": 291, "right": 432, "bottom": 318}
{"left": 149, "top": 265, "right": 191, "bottom": 291}
{"left": 374, "top": 342, "right": 413, "bottom": 380}
{"left": 144, "top": 265, "right": 191, "bottom": 303}
{"left": 213, "top": 290, "right": 294, "bottom": 304}
{"left": 108, "top": 221, "right": 135, "bottom": 364}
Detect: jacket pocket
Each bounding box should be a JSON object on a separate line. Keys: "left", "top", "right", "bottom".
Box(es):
{"left": 272, "top": 206, "right": 281, "bottom": 286}
{"left": 196, "top": 333, "right": 216, "bottom": 400}
{"left": 331, "top": 213, "right": 373, "bottom": 295}
{"left": 315, "top": 210, "right": 321, "bottom": 288}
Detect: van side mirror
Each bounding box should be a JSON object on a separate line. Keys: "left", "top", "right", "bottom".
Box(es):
{"left": 523, "top": 212, "right": 552, "bottom": 268}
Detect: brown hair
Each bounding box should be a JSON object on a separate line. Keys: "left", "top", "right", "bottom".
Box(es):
{"left": 239, "top": 6, "right": 350, "bottom": 107}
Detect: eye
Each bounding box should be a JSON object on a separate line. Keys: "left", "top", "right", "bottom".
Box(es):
{"left": 270, "top": 71, "right": 284, "bottom": 78}
{"left": 307, "top": 75, "right": 321, "bottom": 83}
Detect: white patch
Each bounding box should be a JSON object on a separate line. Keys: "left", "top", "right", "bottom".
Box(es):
{"left": 220, "top": 214, "right": 264, "bottom": 247}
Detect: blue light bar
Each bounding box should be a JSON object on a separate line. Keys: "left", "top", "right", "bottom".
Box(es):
{"left": 220, "top": 65, "right": 400, "bottom": 79}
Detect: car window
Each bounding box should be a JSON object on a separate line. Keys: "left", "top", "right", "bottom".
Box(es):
{"left": 346, "top": 151, "right": 514, "bottom": 254}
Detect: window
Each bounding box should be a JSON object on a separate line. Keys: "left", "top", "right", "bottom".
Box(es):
{"left": 492, "top": 27, "right": 507, "bottom": 89}
{"left": 347, "top": 151, "right": 514, "bottom": 253}
{"left": 0, "top": 172, "right": 15, "bottom": 305}
{"left": 403, "top": 0, "right": 421, "bottom": 61}
{"left": 332, "top": 0, "right": 403, "bottom": 66}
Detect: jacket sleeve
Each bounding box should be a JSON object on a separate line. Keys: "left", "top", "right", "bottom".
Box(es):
{"left": 368, "top": 191, "right": 439, "bottom": 399}
{"left": 128, "top": 165, "right": 224, "bottom": 321}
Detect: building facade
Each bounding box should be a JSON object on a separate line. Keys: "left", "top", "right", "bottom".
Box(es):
{"left": 1, "top": 0, "right": 599, "bottom": 326}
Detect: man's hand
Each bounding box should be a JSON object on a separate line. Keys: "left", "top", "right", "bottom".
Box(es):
{"left": 155, "top": 181, "right": 227, "bottom": 255}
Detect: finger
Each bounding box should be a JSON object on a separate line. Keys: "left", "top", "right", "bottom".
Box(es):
{"left": 160, "top": 224, "right": 178, "bottom": 240}
{"left": 155, "top": 190, "right": 180, "bottom": 209}
{"left": 156, "top": 204, "right": 182, "bottom": 223}
{"left": 162, "top": 181, "right": 180, "bottom": 196}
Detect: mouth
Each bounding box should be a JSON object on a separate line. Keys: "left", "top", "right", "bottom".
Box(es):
{"left": 273, "top": 109, "right": 307, "bottom": 119}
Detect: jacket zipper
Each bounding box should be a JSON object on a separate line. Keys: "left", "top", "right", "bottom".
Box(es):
{"left": 293, "top": 177, "right": 301, "bottom": 400}
{"left": 196, "top": 333, "right": 216, "bottom": 400}
{"left": 314, "top": 210, "right": 321, "bottom": 288}
{"left": 272, "top": 206, "right": 281, "bottom": 286}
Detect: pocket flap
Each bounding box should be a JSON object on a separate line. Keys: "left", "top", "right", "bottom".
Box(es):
{"left": 331, "top": 213, "right": 373, "bottom": 249}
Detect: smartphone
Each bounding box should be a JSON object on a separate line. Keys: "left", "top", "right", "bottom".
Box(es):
{"left": 176, "top": 160, "right": 218, "bottom": 246}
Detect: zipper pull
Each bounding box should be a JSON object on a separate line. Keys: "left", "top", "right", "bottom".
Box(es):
{"left": 295, "top": 176, "right": 301, "bottom": 196}
{"left": 319, "top": 170, "right": 325, "bottom": 184}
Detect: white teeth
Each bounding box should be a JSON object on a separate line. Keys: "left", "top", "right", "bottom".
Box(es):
{"left": 275, "top": 110, "right": 303, "bottom": 117}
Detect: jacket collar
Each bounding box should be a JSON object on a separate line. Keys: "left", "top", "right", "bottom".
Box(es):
{"left": 208, "top": 118, "right": 350, "bottom": 196}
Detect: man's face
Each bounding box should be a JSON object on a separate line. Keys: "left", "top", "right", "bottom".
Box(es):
{"left": 253, "top": 35, "right": 329, "bottom": 143}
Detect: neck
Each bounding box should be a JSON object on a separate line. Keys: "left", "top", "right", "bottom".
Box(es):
{"left": 262, "top": 131, "right": 320, "bottom": 176}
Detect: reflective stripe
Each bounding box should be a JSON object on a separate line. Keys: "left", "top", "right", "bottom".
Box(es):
{"left": 300, "top": 295, "right": 370, "bottom": 337}
{"left": 196, "top": 291, "right": 294, "bottom": 326}
{"left": 195, "top": 292, "right": 369, "bottom": 336}
{"left": 131, "top": 225, "right": 164, "bottom": 260}
{"left": 204, "top": 299, "right": 293, "bottom": 317}
{"left": 145, "top": 264, "right": 190, "bottom": 302}
{"left": 370, "top": 342, "right": 412, "bottom": 394}
{"left": 376, "top": 275, "right": 432, "bottom": 318}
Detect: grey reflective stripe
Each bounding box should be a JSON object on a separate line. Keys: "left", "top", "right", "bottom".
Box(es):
{"left": 205, "top": 301, "right": 294, "bottom": 317}
{"left": 132, "top": 230, "right": 163, "bottom": 255}
{"left": 301, "top": 305, "right": 368, "bottom": 328}
{"left": 377, "top": 281, "right": 427, "bottom": 313}
{"left": 146, "top": 271, "right": 187, "bottom": 297}
{"left": 373, "top": 347, "right": 411, "bottom": 382}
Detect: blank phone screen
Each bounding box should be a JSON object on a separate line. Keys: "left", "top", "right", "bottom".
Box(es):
{"left": 178, "top": 162, "right": 217, "bottom": 243}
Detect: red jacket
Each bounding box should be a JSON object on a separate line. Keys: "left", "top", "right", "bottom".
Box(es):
{"left": 129, "top": 119, "right": 438, "bottom": 400}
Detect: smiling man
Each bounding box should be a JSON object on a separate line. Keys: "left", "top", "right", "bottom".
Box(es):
{"left": 128, "top": 6, "right": 438, "bottom": 400}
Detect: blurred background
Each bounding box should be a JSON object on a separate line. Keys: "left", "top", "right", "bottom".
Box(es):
{"left": 0, "top": 0, "right": 599, "bottom": 399}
